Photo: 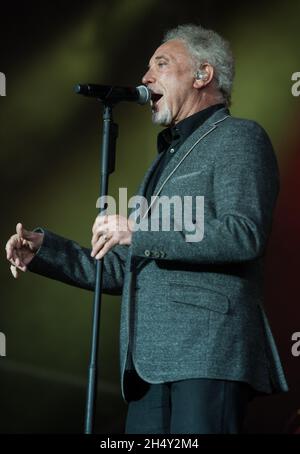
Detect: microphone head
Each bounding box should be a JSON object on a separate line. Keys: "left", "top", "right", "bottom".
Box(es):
{"left": 74, "top": 84, "right": 89, "bottom": 95}
{"left": 74, "top": 84, "right": 81, "bottom": 93}
{"left": 136, "top": 85, "right": 150, "bottom": 105}
{"left": 74, "top": 83, "right": 150, "bottom": 105}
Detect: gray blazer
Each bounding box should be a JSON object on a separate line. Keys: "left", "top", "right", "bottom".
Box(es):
{"left": 28, "top": 107, "right": 288, "bottom": 400}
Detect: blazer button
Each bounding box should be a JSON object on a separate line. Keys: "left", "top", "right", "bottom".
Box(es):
{"left": 144, "top": 249, "right": 151, "bottom": 257}
{"left": 169, "top": 148, "right": 175, "bottom": 153}
{"left": 159, "top": 251, "right": 165, "bottom": 258}
{"left": 153, "top": 251, "right": 160, "bottom": 258}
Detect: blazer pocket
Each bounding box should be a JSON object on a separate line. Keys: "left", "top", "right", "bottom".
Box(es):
{"left": 169, "top": 282, "right": 230, "bottom": 314}
{"left": 170, "top": 170, "right": 204, "bottom": 182}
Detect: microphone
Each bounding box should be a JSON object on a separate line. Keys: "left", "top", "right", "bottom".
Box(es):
{"left": 74, "top": 84, "right": 150, "bottom": 105}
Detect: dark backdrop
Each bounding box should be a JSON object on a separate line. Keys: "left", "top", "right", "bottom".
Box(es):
{"left": 0, "top": 0, "right": 299, "bottom": 433}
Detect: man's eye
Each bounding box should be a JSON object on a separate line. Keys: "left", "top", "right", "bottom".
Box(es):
{"left": 158, "top": 62, "right": 167, "bottom": 67}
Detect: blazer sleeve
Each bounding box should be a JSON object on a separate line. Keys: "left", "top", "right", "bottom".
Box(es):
{"left": 27, "top": 227, "right": 128, "bottom": 294}
{"left": 130, "top": 121, "right": 280, "bottom": 265}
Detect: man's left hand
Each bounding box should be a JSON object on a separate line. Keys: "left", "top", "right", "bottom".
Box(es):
{"left": 91, "top": 214, "right": 134, "bottom": 260}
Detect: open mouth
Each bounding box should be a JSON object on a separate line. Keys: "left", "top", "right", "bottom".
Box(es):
{"left": 150, "top": 92, "right": 163, "bottom": 108}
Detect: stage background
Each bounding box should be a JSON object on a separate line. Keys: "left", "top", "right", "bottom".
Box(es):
{"left": 0, "top": 0, "right": 299, "bottom": 433}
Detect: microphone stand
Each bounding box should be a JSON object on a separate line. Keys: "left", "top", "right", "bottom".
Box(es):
{"left": 84, "top": 102, "right": 118, "bottom": 434}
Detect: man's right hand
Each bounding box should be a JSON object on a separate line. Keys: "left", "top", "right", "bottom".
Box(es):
{"left": 5, "top": 223, "right": 44, "bottom": 279}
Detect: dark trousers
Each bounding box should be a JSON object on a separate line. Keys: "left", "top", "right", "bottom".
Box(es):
{"left": 124, "top": 369, "right": 253, "bottom": 434}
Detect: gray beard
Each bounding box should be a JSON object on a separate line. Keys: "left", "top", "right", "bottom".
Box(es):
{"left": 151, "top": 104, "right": 172, "bottom": 126}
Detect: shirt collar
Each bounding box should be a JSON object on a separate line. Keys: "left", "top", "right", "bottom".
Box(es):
{"left": 157, "top": 103, "right": 226, "bottom": 153}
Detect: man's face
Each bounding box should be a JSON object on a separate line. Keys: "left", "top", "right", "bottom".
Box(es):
{"left": 142, "top": 39, "right": 197, "bottom": 126}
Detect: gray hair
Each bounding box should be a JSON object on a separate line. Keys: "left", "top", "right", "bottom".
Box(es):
{"left": 163, "top": 24, "right": 235, "bottom": 106}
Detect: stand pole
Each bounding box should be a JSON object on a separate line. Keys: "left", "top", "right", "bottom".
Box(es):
{"left": 84, "top": 103, "right": 118, "bottom": 434}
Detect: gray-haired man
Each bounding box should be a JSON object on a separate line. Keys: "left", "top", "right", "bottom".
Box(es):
{"left": 6, "top": 24, "right": 288, "bottom": 433}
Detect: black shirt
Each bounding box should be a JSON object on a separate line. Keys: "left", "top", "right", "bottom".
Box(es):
{"left": 145, "top": 103, "right": 225, "bottom": 207}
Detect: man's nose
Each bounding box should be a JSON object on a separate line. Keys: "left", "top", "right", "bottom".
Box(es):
{"left": 142, "top": 68, "right": 155, "bottom": 85}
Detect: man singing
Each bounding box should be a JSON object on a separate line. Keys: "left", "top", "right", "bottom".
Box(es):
{"left": 5, "top": 24, "right": 288, "bottom": 433}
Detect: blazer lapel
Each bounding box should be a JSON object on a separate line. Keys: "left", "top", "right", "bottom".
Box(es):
{"left": 134, "top": 151, "right": 165, "bottom": 198}
{"left": 142, "top": 108, "right": 230, "bottom": 219}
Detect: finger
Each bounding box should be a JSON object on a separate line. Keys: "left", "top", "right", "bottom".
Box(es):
{"left": 8, "top": 256, "right": 17, "bottom": 268}
{"left": 91, "top": 230, "right": 105, "bottom": 246}
{"left": 5, "top": 241, "right": 12, "bottom": 260}
{"left": 91, "top": 227, "right": 110, "bottom": 247}
{"left": 10, "top": 264, "right": 18, "bottom": 278}
{"left": 16, "top": 222, "right": 31, "bottom": 240}
{"left": 9, "top": 254, "right": 27, "bottom": 272}
{"left": 18, "top": 264, "right": 27, "bottom": 272}
{"left": 12, "top": 249, "right": 25, "bottom": 269}
{"left": 5, "top": 235, "right": 17, "bottom": 260}
{"left": 95, "top": 237, "right": 117, "bottom": 260}
{"left": 92, "top": 214, "right": 108, "bottom": 234}
{"left": 91, "top": 233, "right": 111, "bottom": 257}
{"left": 16, "top": 222, "right": 23, "bottom": 238}
{"left": 94, "top": 218, "right": 119, "bottom": 243}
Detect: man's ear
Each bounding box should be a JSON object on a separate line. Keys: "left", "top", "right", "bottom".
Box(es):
{"left": 193, "top": 64, "right": 214, "bottom": 88}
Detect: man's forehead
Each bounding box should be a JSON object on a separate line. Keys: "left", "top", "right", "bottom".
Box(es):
{"left": 148, "top": 40, "right": 188, "bottom": 65}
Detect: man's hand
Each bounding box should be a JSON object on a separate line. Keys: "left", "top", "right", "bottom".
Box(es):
{"left": 5, "top": 223, "right": 44, "bottom": 278}
{"left": 91, "top": 214, "right": 134, "bottom": 260}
